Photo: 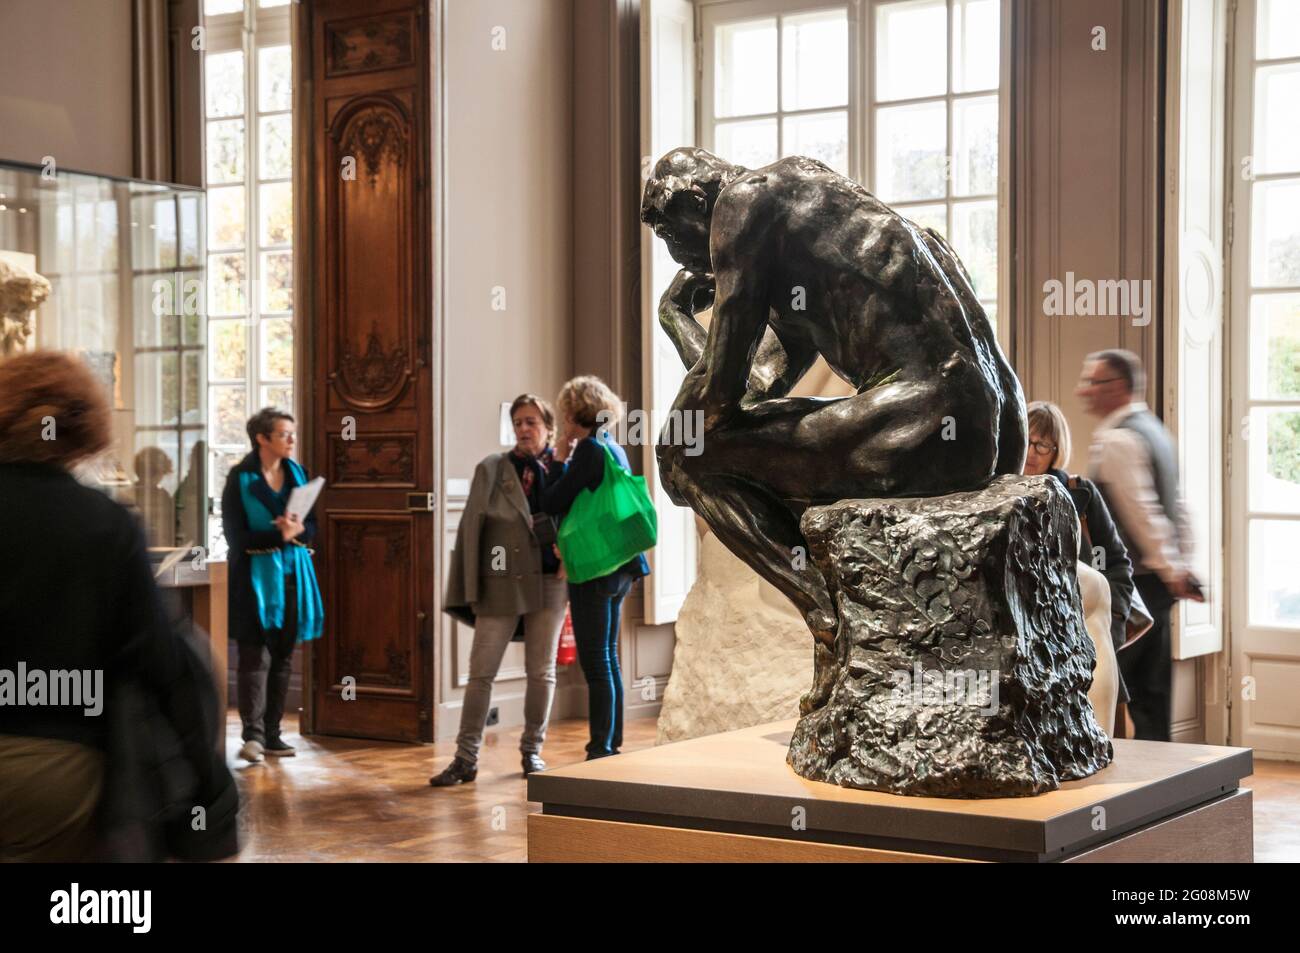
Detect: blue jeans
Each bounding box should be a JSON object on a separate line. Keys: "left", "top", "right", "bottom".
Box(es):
{"left": 568, "top": 569, "right": 635, "bottom": 757}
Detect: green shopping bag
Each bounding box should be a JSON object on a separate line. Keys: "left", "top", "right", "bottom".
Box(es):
{"left": 557, "top": 443, "right": 658, "bottom": 583}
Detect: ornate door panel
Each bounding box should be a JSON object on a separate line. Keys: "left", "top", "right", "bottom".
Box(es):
{"left": 303, "top": 0, "right": 433, "bottom": 742}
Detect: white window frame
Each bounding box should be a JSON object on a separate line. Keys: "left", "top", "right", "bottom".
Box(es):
{"left": 1226, "top": 0, "right": 1300, "bottom": 755}
{"left": 698, "top": 0, "right": 1007, "bottom": 335}
{"left": 202, "top": 0, "right": 295, "bottom": 551}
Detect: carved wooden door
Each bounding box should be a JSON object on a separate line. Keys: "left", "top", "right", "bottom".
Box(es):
{"left": 303, "top": 0, "right": 433, "bottom": 742}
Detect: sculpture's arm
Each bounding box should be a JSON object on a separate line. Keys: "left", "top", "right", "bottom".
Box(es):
{"left": 659, "top": 267, "right": 815, "bottom": 402}
{"left": 681, "top": 258, "right": 771, "bottom": 430}
{"left": 657, "top": 268, "right": 713, "bottom": 370}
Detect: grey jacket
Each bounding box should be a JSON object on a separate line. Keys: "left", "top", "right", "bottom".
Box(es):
{"left": 444, "top": 452, "right": 548, "bottom": 623}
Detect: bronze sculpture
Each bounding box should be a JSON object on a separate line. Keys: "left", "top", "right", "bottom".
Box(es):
{"left": 641, "top": 149, "right": 1111, "bottom": 796}
{"left": 641, "top": 148, "right": 1027, "bottom": 644}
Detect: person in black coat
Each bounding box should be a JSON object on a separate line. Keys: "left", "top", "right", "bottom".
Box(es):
{"left": 0, "top": 351, "right": 237, "bottom": 861}
{"left": 1025, "top": 401, "right": 1135, "bottom": 703}
{"left": 221, "top": 407, "right": 323, "bottom": 764}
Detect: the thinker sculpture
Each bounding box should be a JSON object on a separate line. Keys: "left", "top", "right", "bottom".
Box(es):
{"left": 641, "top": 149, "right": 1112, "bottom": 797}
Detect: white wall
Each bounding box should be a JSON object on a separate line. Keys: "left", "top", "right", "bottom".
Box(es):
{"left": 0, "top": 0, "right": 135, "bottom": 178}
{"left": 442, "top": 0, "right": 573, "bottom": 482}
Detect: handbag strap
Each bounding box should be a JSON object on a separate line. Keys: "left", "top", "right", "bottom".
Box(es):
{"left": 1067, "top": 474, "right": 1093, "bottom": 554}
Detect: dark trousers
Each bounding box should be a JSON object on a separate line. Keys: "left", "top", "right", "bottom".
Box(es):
{"left": 568, "top": 569, "right": 634, "bottom": 758}
{"left": 237, "top": 576, "right": 297, "bottom": 745}
{"left": 1118, "top": 574, "right": 1174, "bottom": 741}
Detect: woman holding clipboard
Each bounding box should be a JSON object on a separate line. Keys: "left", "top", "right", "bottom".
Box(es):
{"left": 222, "top": 408, "right": 324, "bottom": 764}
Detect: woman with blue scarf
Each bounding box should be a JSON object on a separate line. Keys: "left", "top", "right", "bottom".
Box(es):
{"left": 221, "top": 408, "right": 324, "bottom": 764}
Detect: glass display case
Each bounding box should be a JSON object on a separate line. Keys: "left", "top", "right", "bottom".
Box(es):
{"left": 0, "top": 159, "right": 208, "bottom": 553}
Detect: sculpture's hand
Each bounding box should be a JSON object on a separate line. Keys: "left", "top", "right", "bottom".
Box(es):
{"left": 666, "top": 268, "right": 715, "bottom": 315}
{"left": 658, "top": 269, "right": 715, "bottom": 371}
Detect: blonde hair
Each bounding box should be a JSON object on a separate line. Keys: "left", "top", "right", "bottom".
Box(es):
{"left": 1026, "top": 400, "right": 1072, "bottom": 471}
{"left": 557, "top": 375, "right": 622, "bottom": 430}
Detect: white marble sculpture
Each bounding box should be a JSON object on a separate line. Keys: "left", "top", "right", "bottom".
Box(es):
{"left": 0, "top": 254, "right": 51, "bottom": 358}
{"left": 1077, "top": 559, "right": 1118, "bottom": 735}
{"left": 656, "top": 526, "right": 813, "bottom": 744}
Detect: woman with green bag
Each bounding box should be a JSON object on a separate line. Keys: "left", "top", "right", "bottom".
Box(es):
{"left": 542, "top": 377, "right": 653, "bottom": 760}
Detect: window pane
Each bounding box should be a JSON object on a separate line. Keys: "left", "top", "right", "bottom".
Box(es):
{"left": 259, "top": 0, "right": 290, "bottom": 6}
{"left": 782, "top": 111, "right": 848, "bottom": 175}
{"left": 980, "top": 299, "right": 997, "bottom": 330}
{"left": 1250, "top": 519, "right": 1300, "bottom": 627}
{"left": 207, "top": 185, "right": 245, "bottom": 250}
{"left": 180, "top": 194, "right": 203, "bottom": 267}
{"left": 260, "top": 318, "right": 294, "bottom": 380}
{"left": 206, "top": 119, "right": 245, "bottom": 184}
{"left": 1253, "top": 64, "right": 1300, "bottom": 176}
{"left": 952, "top": 95, "right": 998, "bottom": 196}
{"left": 1249, "top": 408, "right": 1300, "bottom": 514}
{"left": 262, "top": 385, "right": 293, "bottom": 411}
{"left": 1257, "top": 0, "right": 1300, "bottom": 60}
{"left": 259, "top": 182, "right": 292, "bottom": 246}
{"left": 210, "top": 319, "right": 248, "bottom": 381}
{"left": 1250, "top": 294, "right": 1300, "bottom": 400}
{"left": 875, "top": 101, "right": 947, "bottom": 201}
{"left": 259, "top": 45, "right": 292, "bottom": 113}
{"left": 183, "top": 352, "right": 204, "bottom": 425}
{"left": 261, "top": 250, "right": 293, "bottom": 313}
{"left": 259, "top": 114, "right": 292, "bottom": 179}
{"left": 876, "top": 0, "right": 947, "bottom": 101}
{"left": 714, "top": 118, "right": 778, "bottom": 170}
{"left": 899, "top": 203, "right": 947, "bottom": 236}
{"left": 953, "top": 0, "right": 999, "bottom": 93}
{"left": 205, "top": 0, "right": 243, "bottom": 13}
{"left": 781, "top": 9, "right": 848, "bottom": 112}
{"left": 715, "top": 18, "right": 777, "bottom": 117}
{"left": 1251, "top": 179, "right": 1300, "bottom": 288}
{"left": 949, "top": 200, "right": 997, "bottom": 299}
{"left": 208, "top": 253, "right": 247, "bottom": 316}
{"left": 205, "top": 50, "right": 245, "bottom": 118}
{"left": 212, "top": 385, "right": 249, "bottom": 446}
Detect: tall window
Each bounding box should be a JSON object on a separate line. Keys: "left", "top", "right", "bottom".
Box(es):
{"left": 701, "top": 0, "right": 1002, "bottom": 326}
{"left": 1233, "top": 0, "right": 1300, "bottom": 627}
{"left": 202, "top": 0, "right": 294, "bottom": 554}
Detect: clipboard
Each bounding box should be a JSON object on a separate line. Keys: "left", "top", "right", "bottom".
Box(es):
{"left": 285, "top": 476, "right": 325, "bottom": 521}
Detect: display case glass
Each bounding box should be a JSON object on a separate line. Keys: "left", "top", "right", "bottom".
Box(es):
{"left": 0, "top": 159, "right": 208, "bottom": 553}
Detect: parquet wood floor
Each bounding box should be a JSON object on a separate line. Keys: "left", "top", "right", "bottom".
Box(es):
{"left": 227, "top": 714, "right": 1300, "bottom": 862}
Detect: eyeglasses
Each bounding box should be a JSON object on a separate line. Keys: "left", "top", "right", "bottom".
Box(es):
{"left": 1029, "top": 440, "right": 1058, "bottom": 455}
{"left": 1079, "top": 376, "right": 1124, "bottom": 387}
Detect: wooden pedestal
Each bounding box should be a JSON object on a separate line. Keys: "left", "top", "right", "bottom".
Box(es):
{"left": 527, "top": 720, "right": 1254, "bottom": 863}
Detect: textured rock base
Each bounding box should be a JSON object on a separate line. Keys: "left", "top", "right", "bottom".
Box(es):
{"left": 789, "top": 474, "right": 1113, "bottom": 798}
{"left": 657, "top": 532, "right": 812, "bottom": 744}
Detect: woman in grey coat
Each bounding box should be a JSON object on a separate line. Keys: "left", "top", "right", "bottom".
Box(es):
{"left": 432, "top": 394, "right": 568, "bottom": 785}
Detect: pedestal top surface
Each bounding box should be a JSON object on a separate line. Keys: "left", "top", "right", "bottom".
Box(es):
{"left": 529, "top": 720, "right": 1252, "bottom": 856}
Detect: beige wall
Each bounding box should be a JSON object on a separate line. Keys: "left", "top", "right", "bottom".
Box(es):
{"left": 442, "top": 0, "right": 574, "bottom": 483}
{"left": 0, "top": 0, "right": 134, "bottom": 178}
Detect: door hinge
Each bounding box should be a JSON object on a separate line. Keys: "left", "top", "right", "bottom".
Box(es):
{"left": 407, "top": 491, "right": 436, "bottom": 511}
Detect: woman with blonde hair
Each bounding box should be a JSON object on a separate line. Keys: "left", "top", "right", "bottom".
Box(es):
{"left": 541, "top": 376, "right": 650, "bottom": 760}
{"left": 1024, "top": 400, "right": 1137, "bottom": 722}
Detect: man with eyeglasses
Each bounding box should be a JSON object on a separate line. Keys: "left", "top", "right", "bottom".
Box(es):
{"left": 1077, "top": 349, "right": 1204, "bottom": 741}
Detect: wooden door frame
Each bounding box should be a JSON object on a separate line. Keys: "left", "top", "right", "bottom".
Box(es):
{"left": 294, "top": 0, "right": 444, "bottom": 740}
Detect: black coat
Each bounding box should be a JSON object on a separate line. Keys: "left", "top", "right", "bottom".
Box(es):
{"left": 221, "top": 450, "right": 318, "bottom": 648}
{"left": 0, "top": 461, "right": 238, "bottom": 861}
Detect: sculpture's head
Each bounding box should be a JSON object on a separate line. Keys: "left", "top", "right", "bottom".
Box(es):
{"left": 640, "top": 148, "right": 746, "bottom": 275}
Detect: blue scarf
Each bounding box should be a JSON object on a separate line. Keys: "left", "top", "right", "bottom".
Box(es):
{"left": 238, "top": 457, "right": 324, "bottom": 643}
